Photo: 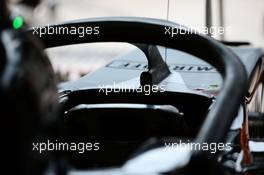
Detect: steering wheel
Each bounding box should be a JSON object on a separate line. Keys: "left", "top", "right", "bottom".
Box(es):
{"left": 28, "top": 17, "right": 248, "bottom": 173}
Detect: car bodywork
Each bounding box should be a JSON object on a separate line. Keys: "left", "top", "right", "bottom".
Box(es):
{"left": 28, "top": 17, "right": 264, "bottom": 174}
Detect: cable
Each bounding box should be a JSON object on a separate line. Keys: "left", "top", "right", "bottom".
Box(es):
{"left": 165, "top": 0, "right": 170, "bottom": 63}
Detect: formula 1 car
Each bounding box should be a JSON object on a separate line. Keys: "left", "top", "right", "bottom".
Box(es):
{"left": 31, "top": 17, "right": 264, "bottom": 175}
{"left": 1, "top": 1, "right": 264, "bottom": 175}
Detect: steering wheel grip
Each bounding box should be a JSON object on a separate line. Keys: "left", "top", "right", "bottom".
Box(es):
{"left": 27, "top": 17, "right": 248, "bottom": 152}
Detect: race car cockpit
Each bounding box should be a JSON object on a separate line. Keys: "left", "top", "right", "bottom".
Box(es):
{"left": 1, "top": 0, "right": 264, "bottom": 175}
{"left": 31, "top": 17, "right": 264, "bottom": 174}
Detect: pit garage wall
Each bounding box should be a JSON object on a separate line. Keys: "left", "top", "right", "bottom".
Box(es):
{"left": 13, "top": 0, "right": 263, "bottom": 80}
{"left": 46, "top": 0, "right": 264, "bottom": 48}
{"left": 169, "top": 0, "right": 264, "bottom": 49}
{"left": 14, "top": 0, "right": 264, "bottom": 48}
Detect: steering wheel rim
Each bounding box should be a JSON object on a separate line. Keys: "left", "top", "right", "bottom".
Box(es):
{"left": 27, "top": 17, "right": 248, "bottom": 157}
